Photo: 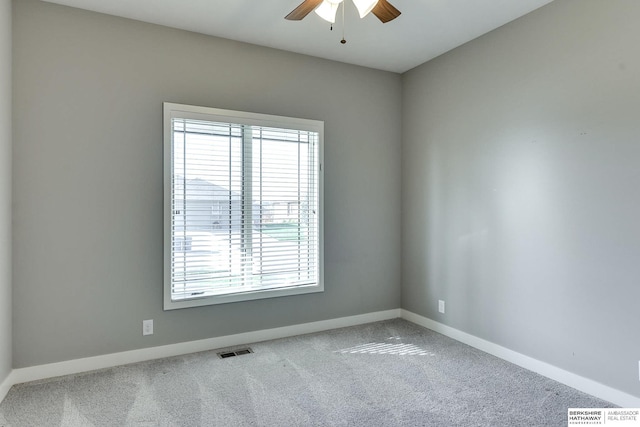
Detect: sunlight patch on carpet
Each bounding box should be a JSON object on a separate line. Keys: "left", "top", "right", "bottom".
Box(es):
{"left": 335, "top": 342, "right": 434, "bottom": 356}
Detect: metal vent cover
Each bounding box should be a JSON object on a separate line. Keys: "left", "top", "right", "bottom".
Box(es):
{"left": 217, "top": 347, "right": 253, "bottom": 359}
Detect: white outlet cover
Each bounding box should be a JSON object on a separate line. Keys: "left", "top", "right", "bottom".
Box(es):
{"left": 438, "top": 300, "right": 445, "bottom": 314}
{"left": 143, "top": 319, "right": 154, "bottom": 336}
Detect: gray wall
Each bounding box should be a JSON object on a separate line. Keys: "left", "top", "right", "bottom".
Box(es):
{"left": 12, "top": 0, "right": 402, "bottom": 367}
{"left": 402, "top": 0, "right": 640, "bottom": 397}
{"left": 0, "top": 0, "right": 11, "bottom": 384}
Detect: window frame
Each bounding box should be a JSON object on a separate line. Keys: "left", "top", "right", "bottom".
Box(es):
{"left": 163, "top": 102, "right": 324, "bottom": 310}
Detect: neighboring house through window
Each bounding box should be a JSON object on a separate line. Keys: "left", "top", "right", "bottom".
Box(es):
{"left": 164, "top": 103, "right": 324, "bottom": 309}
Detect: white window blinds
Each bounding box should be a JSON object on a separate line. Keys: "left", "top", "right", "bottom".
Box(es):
{"left": 164, "top": 104, "right": 323, "bottom": 309}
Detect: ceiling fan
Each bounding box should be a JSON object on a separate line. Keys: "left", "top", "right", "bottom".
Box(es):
{"left": 285, "top": 0, "right": 401, "bottom": 24}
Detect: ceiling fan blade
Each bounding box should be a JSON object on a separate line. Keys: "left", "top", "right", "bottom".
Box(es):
{"left": 371, "top": 0, "right": 401, "bottom": 23}
{"left": 285, "top": 0, "right": 324, "bottom": 20}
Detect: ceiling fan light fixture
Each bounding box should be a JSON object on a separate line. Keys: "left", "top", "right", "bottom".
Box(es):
{"left": 285, "top": 0, "right": 399, "bottom": 23}
{"left": 315, "top": 0, "right": 340, "bottom": 23}
{"left": 352, "top": 0, "right": 379, "bottom": 18}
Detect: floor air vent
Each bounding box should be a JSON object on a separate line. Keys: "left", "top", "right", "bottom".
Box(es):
{"left": 217, "top": 348, "right": 253, "bottom": 359}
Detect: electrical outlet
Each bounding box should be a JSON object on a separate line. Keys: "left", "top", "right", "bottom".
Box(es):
{"left": 143, "top": 319, "right": 154, "bottom": 336}
{"left": 438, "top": 300, "right": 445, "bottom": 314}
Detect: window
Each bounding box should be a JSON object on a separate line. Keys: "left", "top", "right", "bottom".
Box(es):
{"left": 164, "top": 103, "right": 323, "bottom": 310}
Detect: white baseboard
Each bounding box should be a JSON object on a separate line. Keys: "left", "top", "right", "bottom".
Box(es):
{"left": 0, "top": 371, "right": 12, "bottom": 404}
{"left": 401, "top": 309, "right": 640, "bottom": 408}
{"left": 8, "top": 309, "right": 401, "bottom": 388}
{"left": 3, "top": 307, "right": 638, "bottom": 410}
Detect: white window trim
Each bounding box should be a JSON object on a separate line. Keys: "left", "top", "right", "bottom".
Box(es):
{"left": 163, "top": 102, "right": 324, "bottom": 310}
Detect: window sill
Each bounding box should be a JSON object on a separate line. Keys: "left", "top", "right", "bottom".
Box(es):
{"left": 163, "top": 281, "right": 324, "bottom": 310}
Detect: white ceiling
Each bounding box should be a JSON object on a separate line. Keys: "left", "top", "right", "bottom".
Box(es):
{"left": 41, "top": 0, "right": 554, "bottom": 73}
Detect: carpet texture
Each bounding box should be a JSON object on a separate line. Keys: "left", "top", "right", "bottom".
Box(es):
{"left": 0, "top": 319, "right": 615, "bottom": 426}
